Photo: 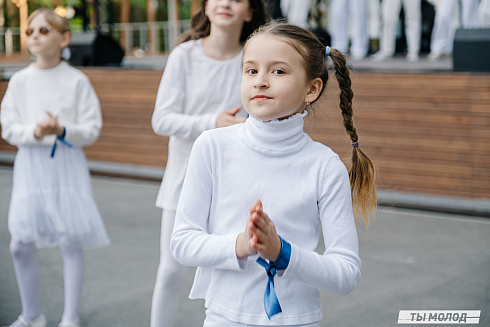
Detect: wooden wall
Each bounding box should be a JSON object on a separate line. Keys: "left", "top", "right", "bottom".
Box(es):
{"left": 1, "top": 68, "right": 489, "bottom": 201}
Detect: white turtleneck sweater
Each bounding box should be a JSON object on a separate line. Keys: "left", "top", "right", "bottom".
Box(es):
{"left": 171, "top": 112, "right": 361, "bottom": 325}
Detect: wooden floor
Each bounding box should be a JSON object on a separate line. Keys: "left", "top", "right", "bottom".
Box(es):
{"left": 1, "top": 68, "right": 489, "bottom": 200}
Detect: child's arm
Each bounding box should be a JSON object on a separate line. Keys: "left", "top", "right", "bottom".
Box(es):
{"left": 62, "top": 77, "right": 102, "bottom": 147}
{"left": 170, "top": 133, "right": 246, "bottom": 271}
{"left": 0, "top": 76, "right": 44, "bottom": 145}
{"left": 278, "top": 156, "right": 361, "bottom": 296}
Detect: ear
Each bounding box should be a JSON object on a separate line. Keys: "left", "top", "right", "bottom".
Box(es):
{"left": 204, "top": 0, "right": 210, "bottom": 17}
{"left": 304, "top": 77, "right": 323, "bottom": 104}
{"left": 60, "top": 31, "right": 71, "bottom": 49}
{"left": 245, "top": 9, "right": 253, "bottom": 22}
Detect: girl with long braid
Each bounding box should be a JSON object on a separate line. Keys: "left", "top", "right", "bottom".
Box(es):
{"left": 170, "top": 22, "right": 376, "bottom": 326}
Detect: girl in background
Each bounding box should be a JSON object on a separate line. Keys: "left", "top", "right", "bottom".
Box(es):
{"left": 170, "top": 22, "right": 376, "bottom": 326}
{"left": 150, "top": 1, "right": 268, "bottom": 326}
{"left": 1, "top": 9, "right": 109, "bottom": 327}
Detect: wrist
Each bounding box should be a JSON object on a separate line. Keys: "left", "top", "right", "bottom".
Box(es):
{"left": 235, "top": 233, "right": 251, "bottom": 259}
{"left": 236, "top": 233, "right": 247, "bottom": 258}
{"left": 57, "top": 126, "right": 65, "bottom": 137}
{"left": 272, "top": 236, "right": 291, "bottom": 270}
{"left": 34, "top": 127, "right": 43, "bottom": 140}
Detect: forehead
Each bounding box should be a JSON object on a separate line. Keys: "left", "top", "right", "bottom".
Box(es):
{"left": 29, "top": 13, "right": 48, "bottom": 26}
{"left": 244, "top": 34, "right": 304, "bottom": 64}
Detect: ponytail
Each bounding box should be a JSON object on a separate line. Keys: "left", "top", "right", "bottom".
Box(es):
{"left": 329, "top": 48, "right": 377, "bottom": 227}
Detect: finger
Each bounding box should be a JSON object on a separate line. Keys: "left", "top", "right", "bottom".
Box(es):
{"left": 249, "top": 235, "right": 259, "bottom": 250}
{"left": 45, "top": 111, "right": 54, "bottom": 118}
{"left": 231, "top": 106, "right": 241, "bottom": 116}
{"left": 251, "top": 212, "right": 269, "bottom": 234}
{"left": 250, "top": 199, "right": 262, "bottom": 214}
{"left": 254, "top": 199, "right": 262, "bottom": 212}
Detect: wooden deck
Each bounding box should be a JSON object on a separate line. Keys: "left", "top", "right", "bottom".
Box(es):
{"left": 1, "top": 68, "right": 489, "bottom": 200}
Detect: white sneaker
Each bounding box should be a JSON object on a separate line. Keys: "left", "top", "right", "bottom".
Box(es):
{"left": 428, "top": 52, "right": 450, "bottom": 61}
{"left": 406, "top": 53, "right": 419, "bottom": 62}
{"left": 11, "top": 314, "right": 46, "bottom": 327}
{"left": 427, "top": 52, "right": 441, "bottom": 61}
{"left": 371, "top": 51, "right": 392, "bottom": 62}
{"left": 350, "top": 54, "right": 366, "bottom": 61}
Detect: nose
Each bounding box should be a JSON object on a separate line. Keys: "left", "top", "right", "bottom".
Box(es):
{"left": 219, "top": 0, "right": 231, "bottom": 7}
{"left": 254, "top": 74, "right": 269, "bottom": 89}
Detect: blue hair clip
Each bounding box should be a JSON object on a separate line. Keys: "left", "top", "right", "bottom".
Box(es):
{"left": 325, "top": 46, "right": 331, "bottom": 57}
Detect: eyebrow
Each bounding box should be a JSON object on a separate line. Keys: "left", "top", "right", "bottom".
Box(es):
{"left": 243, "top": 60, "right": 291, "bottom": 66}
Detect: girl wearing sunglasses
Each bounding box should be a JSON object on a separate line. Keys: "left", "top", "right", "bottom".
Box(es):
{"left": 1, "top": 9, "right": 109, "bottom": 327}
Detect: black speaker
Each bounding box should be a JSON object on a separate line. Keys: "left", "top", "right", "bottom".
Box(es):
{"left": 453, "top": 28, "right": 490, "bottom": 72}
{"left": 69, "top": 30, "right": 124, "bottom": 67}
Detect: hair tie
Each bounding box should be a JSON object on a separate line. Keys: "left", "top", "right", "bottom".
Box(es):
{"left": 351, "top": 141, "right": 359, "bottom": 148}
{"left": 325, "top": 46, "right": 331, "bottom": 57}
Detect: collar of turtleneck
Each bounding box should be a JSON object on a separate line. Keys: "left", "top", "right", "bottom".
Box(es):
{"left": 239, "top": 110, "right": 309, "bottom": 155}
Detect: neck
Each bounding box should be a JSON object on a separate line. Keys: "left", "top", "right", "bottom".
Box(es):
{"left": 202, "top": 26, "right": 243, "bottom": 60}
{"left": 35, "top": 56, "right": 62, "bottom": 69}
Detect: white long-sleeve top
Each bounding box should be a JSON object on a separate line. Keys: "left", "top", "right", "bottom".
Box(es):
{"left": 171, "top": 112, "right": 361, "bottom": 325}
{"left": 151, "top": 39, "right": 245, "bottom": 210}
{"left": 1, "top": 61, "right": 102, "bottom": 147}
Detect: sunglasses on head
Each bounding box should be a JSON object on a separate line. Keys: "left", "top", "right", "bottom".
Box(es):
{"left": 25, "top": 26, "right": 52, "bottom": 37}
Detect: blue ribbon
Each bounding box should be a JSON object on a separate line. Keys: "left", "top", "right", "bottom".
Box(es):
{"left": 256, "top": 237, "right": 291, "bottom": 319}
{"left": 51, "top": 127, "right": 72, "bottom": 158}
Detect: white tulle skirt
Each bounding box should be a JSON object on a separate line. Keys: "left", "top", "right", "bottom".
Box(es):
{"left": 8, "top": 145, "right": 110, "bottom": 249}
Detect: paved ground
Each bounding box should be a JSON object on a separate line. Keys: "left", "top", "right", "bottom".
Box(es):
{"left": 0, "top": 165, "right": 489, "bottom": 327}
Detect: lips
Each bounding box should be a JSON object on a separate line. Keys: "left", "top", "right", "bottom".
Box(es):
{"left": 252, "top": 95, "right": 272, "bottom": 101}
{"left": 217, "top": 12, "right": 233, "bottom": 17}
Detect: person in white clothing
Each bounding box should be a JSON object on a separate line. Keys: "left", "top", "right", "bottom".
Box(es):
{"left": 330, "top": 0, "right": 369, "bottom": 60}
{"left": 372, "top": 0, "right": 422, "bottom": 62}
{"left": 480, "top": 0, "right": 490, "bottom": 27}
{"left": 429, "top": 0, "right": 480, "bottom": 60}
{"left": 281, "top": 0, "right": 313, "bottom": 27}
{"left": 150, "top": 1, "right": 268, "bottom": 326}
{"left": 170, "top": 22, "right": 377, "bottom": 326}
{"left": 0, "top": 9, "right": 109, "bottom": 327}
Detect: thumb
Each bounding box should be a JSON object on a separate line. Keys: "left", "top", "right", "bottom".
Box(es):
{"left": 230, "top": 106, "right": 241, "bottom": 116}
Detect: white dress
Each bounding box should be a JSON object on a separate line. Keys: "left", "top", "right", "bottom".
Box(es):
{"left": 1, "top": 61, "right": 110, "bottom": 249}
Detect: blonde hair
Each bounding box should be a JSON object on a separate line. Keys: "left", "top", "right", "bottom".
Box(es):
{"left": 245, "top": 23, "right": 377, "bottom": 227}
{"left": 28, "top": 8, "right": 71, "bottom": 34}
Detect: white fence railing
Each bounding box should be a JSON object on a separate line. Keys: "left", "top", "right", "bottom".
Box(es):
{"left": 1, "top": 20, "right": 191, "bottom": 56}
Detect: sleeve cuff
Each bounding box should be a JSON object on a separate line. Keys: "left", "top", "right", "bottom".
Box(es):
{"left": 273, "top": 236, "right": 291, "bottom": 271}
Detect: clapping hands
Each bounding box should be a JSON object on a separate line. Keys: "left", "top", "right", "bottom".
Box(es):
{"left": 34, "top": 111, "right": 64, "bottom": 139}
{"left": 236, "top": 200, "right": 282, "bottom": 262}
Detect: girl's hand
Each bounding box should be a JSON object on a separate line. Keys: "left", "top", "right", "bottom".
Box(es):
{"left": 34, "top": 111, "right": 64, "bottom": 139}
{"left": 236, "top": 203, "right": 259, "bottom": 258}
{"left": 249, "top": 200, "right": 282, "bottom": 262}
{"left": 216, "top": 106, "right": 246, "bottom": 128}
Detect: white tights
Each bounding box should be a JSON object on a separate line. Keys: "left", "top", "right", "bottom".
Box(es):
{"left": 9, "top": 239, "right": 84, "bottom": 325}
{"left": 150, "top": 210, "right": 187, "bottom": 327}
